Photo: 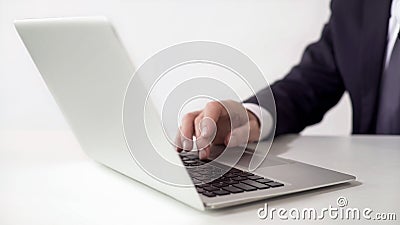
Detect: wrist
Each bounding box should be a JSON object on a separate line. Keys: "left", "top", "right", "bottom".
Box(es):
{"left": 247, "top": 109, "right": 261, "bottom": 130}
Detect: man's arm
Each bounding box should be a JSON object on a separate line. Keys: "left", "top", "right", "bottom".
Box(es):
{"left": 245, "top": 2, "right": 345, "bottom": 136}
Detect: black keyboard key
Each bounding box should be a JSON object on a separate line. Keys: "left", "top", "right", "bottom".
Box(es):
{"left": 213, "top": 177, "right": 229, "bottom": 183}
{"left": 196, "top": 187, "right": 204, "bottom": 193}
{"left": 256, "top": 178, "right": 274, "bottom": 184}
{"left": 225, "top": 173, "right": 237, "bottom": 178}
{"left": 238, "top": 171, "right": 251, "bottom": 176}
{"left": 197, "top": 183, "right": 210, "bottom": 188}
{"left": 241, "top": 180, "right": 270, "bottom": 189}
{"left": 247, "top": 175, "right": 263, "bottom": 180}
{"left": 203, "top": 186, "right": 219, "bottom": 192}
{"left": 232, "top": 176, "right": 247, "bottom": 181}
{"left": 267, "top": 182, "right": 284, "bottom": 188}
{"left": 185, "top": 154, "right": 282, "bottom": 195}
{"left": 233, "top": 183, "right": 257, "bottom": 191}
{"left": 202, "top": 191, "right": 216, "bottom": 197}
{"left": 237, "top": 173, "right": 250, "bottom": 177}
{"left": 225, "top": 179, "right": 239, "bottom": 185}
{"left": 186, "top": 155, "right": 199, "bottom": 160}
{"left": 212, "top": 181, "right": 229, "bottom": 188}
{"left": 213, "top": 189, "right": 230, "bottom": 196}
{"left": 222, "top": 186, "right": 244, "bottom": 193}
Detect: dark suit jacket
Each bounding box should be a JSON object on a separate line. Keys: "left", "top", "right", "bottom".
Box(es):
{"left": 246, "top": 0, "right": 393, "bottom": 136}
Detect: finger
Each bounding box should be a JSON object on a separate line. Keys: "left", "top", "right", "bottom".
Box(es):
{"left": 194, "top": 114, "right": 203, "bottom": 138}
{"left": 196, "top": 136, "right": 211, "bottom": 150}
{"left": 180, "top": 111, "right": 200, "bottom": 151}
{"left": 195, "top": 115, "right": 217, "bottom": 150}
{"left": 199, "top": 146, "right": 211, "bottom": 160}
{"left": 201, "top": 101, "right": 223, "bottom": 138}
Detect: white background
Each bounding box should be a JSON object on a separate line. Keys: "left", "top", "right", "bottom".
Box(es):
{"left": 0, "top": 0, "right": 351, "bottom": 135}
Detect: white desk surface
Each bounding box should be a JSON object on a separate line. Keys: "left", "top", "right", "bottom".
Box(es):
{"left": 0, "top": 130, "right": 399, "bottom": 224}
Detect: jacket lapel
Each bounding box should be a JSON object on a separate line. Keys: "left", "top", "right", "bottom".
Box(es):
{"left": 358, "top": 0, "right": 392, "bottom": 133}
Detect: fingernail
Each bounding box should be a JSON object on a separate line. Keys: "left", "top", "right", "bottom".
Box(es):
{"left": 201, "top": 126, "right": 208, "bottom": 137}
{"left": 183, "top": 140, "right": 191, "bottom": 151}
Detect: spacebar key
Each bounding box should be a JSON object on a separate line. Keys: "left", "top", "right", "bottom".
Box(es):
{"left": 241, "top": 180, "right": 270, "bottom": 189}
{"left": 232, "top": 183, "right": 256, "bottom": 191}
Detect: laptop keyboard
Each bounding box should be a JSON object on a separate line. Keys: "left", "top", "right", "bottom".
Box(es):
{"left": 179, "top": 152, "right": 284, "bottom": 198}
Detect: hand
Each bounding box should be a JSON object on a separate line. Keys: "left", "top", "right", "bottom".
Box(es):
{"left": 175, "top": 100, "right": 261, "bottom": 160}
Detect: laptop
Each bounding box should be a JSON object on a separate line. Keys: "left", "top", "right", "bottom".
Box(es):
{"left": 14, "top": 17, "right": 355, "bottom": 210}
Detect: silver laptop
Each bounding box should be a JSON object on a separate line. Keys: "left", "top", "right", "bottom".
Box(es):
{"left": 14, "top": 17, "right": 355, "bottom": 210}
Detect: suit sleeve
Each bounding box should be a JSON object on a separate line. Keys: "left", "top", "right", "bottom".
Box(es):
{"left": 245, "top": 2, "right": 345, "bottom": 136}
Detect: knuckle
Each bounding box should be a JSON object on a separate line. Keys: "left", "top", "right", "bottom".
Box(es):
{"left": 206, "top": 101, "right": 220, "bottom": 110}
{"left": 183, "top": 112, "right": 195, "bottom": 121}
